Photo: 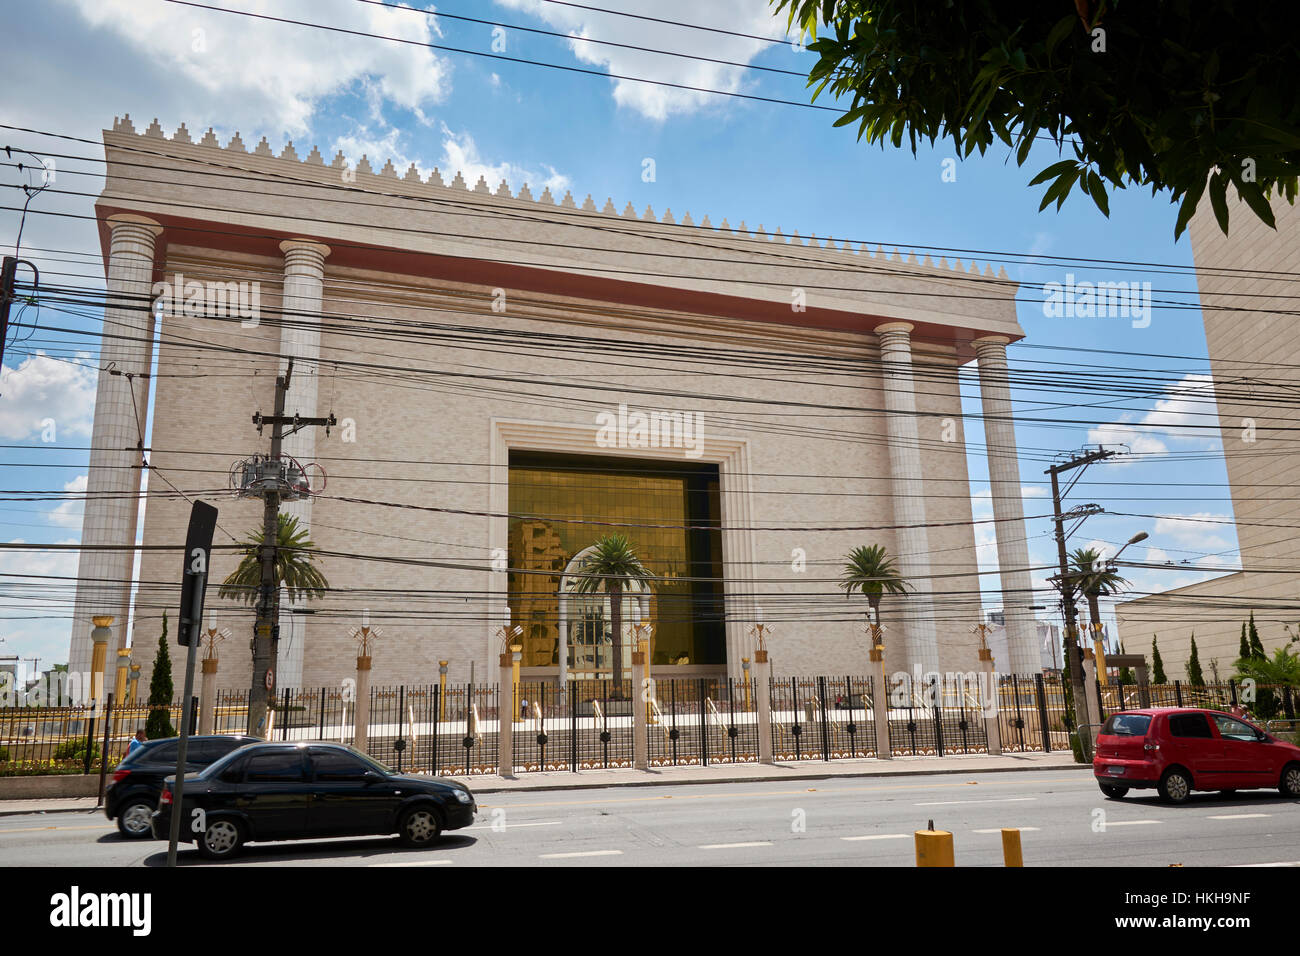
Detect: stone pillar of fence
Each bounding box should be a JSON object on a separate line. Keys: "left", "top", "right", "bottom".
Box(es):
{"left": 870, "top": 646, "right": 892, "bottom": 760}
{"left": 631, "top": 648, "right": 649, "bottom": 770}
{"left": 498, "top": 653, "right": 514, "bottom": 777}
{"left": 978, "top": 648, "right": 1001, "bottom": 756}
{"left": 90, "top": 616, "right": 113, "bottom": 709}
{"left": 754, "top": 650, "right": 774, "bottom": 764}
{"left": 353, "top": 655, "right": 372, "bottom": 752}
{"left": 199, "top": 657, "right": 218, "bottom": 735}
{"left": 1082, "top": 648, "right": 1102, "bottom": 732}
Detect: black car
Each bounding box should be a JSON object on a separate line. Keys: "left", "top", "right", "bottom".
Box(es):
{"left": 105, "top": 735, "right": 260, "bottom": 838}
{"left": 151, "top": 741, "right": 477, "bottom": 859}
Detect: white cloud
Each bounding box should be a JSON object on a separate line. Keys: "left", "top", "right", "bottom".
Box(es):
{"left": 437, "top": 125, "right": 570, "bottom": 193}
{"left": 60, "top": 0, "right": 452, "bottom": 136}
{"left": 1087, "top": 373, "right": 1221, "bottom": 460}
{"left": 494, "top": 0, "right": 788, "bottom": 121}
{"left": 0, "top": 538, "right": 81, "bottom": 668}
{"left": 1152, "top": 513, "right": 1234, "bottom": 551}
{"left": 0, "top": 353, "right": 97, "bottom": 441}
{"left": 49, "top": 475, "right": 88, "bottom": 530}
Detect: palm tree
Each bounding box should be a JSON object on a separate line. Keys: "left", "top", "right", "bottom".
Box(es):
{"left": 218, "top": 512, "right": 330, "bottom": 605}
{"left": 839, "top": 544, "right": 908, "bottom": 644}
{"left": 570, "top": 533, "right": 653, "bottom": 694}
{"left": 1068, "top": 547, "right": 1129, "bottom": 673}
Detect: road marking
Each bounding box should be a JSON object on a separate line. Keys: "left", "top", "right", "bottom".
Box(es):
{"left": 0, "top": 824, "right": 108, "bottom": 835}
{"left": 915, "top": 797, "right": 1037, "bottom": 806}
{"left": 698, "top": 841, "right": 771, "bottom": 849}
{"left": 1207, "top": 813, "right": 1271, "bottom": 820}
{"left": 539, "top": 849, "right": 623, "bottom": 859}
{"left": 469, "top": 820, "right": 562, "bottom": 830}
{"left": 1234, "top": 861, "right": 1300, "bottom": 867}
{"left": 1104, "top": 820, "right": 1161, "bottom": 826}
{"left": 841, "top": 834, "right": 910, "bottom": 841}
{"left": 480, "top": 777, "right": 1086, "bottom": 811}
{"left": 368, "top": 859, "right": 453, "bottom": 867}
{"left": 972, "top": 827, "right": 1041, "bottom": 834}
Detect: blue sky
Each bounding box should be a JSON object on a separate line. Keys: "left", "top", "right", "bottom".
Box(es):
{"left": 0, "top": 0, "right": 1239, "bottom": 672}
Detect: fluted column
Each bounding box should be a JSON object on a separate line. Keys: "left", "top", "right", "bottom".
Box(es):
{"left": 972, "top": 336, "right": 1039, "bottom": 676}
{"left": 70, "top": 215, "right": 163, "bottom": 683}
{"left": 874, "top": 322, "right": 940, "bottom": 675}
{"left": 276, "top": 239, "right": 330, "bottom": 689}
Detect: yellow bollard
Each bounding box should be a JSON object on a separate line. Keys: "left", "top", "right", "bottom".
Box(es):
{"left": 914, "top": 821, "right": 955, "bottom": 867}
{"left": 1001, "top": 828, "right": 1023, "bottom": 867}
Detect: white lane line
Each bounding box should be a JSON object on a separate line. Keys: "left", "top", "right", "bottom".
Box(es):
{"left": 841, "top": 834, "right": 911, "bottom": 841}
{"left": 1105, "top": 820, "right": 1162, "bottom": 827}
{"left": 972, "top": 827, "right": 1041, "bottom": 834}
{"left": 469, "top": 820, "right": 563, "bottom": 830}
{"left": 539, "top": 849, "right": 623, "bottom": 859}
{"left": 1234, "top": 861, "right": 1300, "bottom": 867}
{"left": 1208, "top": 813, "right": 1271, "bottom": 820}
{"left": 698, "top": 841, "right": 772, "bottom": 850}
{"left": 915, "top": 797, "right": 1038, "bottom": 806}
{"left": 369, "top": 859, "right": 453, "bottom": 867}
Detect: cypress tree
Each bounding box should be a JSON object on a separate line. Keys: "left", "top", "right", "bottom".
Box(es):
{"left": 1248, "top": 611, "right": 1266, "bottom": 660}
{"left": 145, "top": 613, "right": 177, "bottom": 739}
{"left": 1151, "top": 637, "right": 1167, "bottom": 684}
{"left": 1239, "top": 621, "right": 1250, "bottom": 663}
{"left": 1186, "top": 634, "right": 1206, "bottom": 687}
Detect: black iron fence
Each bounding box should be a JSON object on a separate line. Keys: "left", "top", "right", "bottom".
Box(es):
{"left": 770, "top": 676, "right": 876, "bottom": 761}
{"left": 364, "top": 683, "right": 500, "bottom": 776}
{"left": 647, "top": 677, "right": 759, "bottom": 767}
{"left": 882, "top": 674, "right": 989, "bottom": 757}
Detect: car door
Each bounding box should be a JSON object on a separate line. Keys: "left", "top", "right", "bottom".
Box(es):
{"left": 1164, "top": 712, "right": 1223, "bottom": 788}
{"left": 306, "top": 748, "right": 402, "bottom": 836}
{"left": 1210, "top": 713, "right": 1276, "bottom": 789}
{"left": 235, "top": 748, "right": 313, "bottom": 840}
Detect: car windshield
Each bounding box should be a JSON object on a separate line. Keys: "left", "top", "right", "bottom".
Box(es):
{"left": 1102, "top": 714, "right": 1151, "bottom": 736}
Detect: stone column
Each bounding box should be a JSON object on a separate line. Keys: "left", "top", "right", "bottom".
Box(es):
{"left": 497, "top": 653, "right": 514, "bottom": 777}
{"left": 631, "top": 648, "right": 648, "bottom": 770}
{"left": 353, "top": 655, "right": 372, "bottom": 751}
{"left": 978, "top": 647, "right": 1002, "bottom": 755}
{"left": 1081, "top": 648, "right": 1101, "bottom": 735}
{"left": 870, "top": 646, "right": 892, "bottom": 760}
{"left": 276, "top": 239, "right": 330, "bottom": 690}
{"left": 972, "top": 336, "right": 1039, "bottom": 677}
{"left": 874, "top": 322, "right": 940, "bottom": 675}
{"left": 754, "top": 650, "right": 774, "bottom": 764}
{"left": 89, "top": 617, "right": 113, "bottom": 710}
{"left": 70, "top": 215, "right": 163, "bottom": 679}
{"left": 199, "top": 657, "right": 218, "bottom": 735}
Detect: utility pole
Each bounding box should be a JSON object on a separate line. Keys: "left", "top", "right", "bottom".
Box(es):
{"left": 0, "top": 256, "right": 38, "bottom": 369}
{"left": 1047, "top": 448, "right": 1116, "bottom": 762}
{"left": 245, "top": 359, "right": 334, "bottom": 736}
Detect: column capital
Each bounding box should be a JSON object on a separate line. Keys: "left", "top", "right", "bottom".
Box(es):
{"left": 106, "top": 213, "right": 164, "bottom": 238}
{"left": 279, "top": 238, "right": 331, "bottom": 259}
{"left": 972, "top": 334, "right": 1011, "bottom": 353}
{"left": 874, "top": 320, "right": 914, "bottom": 337}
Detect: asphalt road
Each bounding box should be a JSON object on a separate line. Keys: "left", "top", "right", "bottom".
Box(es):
{"left": 3, "top": 769, "right": 1298, "bottom": 867}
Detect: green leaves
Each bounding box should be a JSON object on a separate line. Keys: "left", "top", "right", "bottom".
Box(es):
{"left": 773, "top": 0, "right": 1300, "bottom": 238}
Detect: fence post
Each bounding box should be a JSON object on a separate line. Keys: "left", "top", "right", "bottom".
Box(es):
{"left": 870, "top": 646, "right": 892, "bottom": 760}
{"left": 1082, "top": 649, "right": 1102, "bottom": 727}
{"left": 96, "top": 692, "right": 114, "bottom": 805}
{"left": 979, "top": 650, "right": 1001, "bottom": 755}
{"left": 353, "top": 654, "right": 373, "bottom": 753}
{"left": 1174, "top": 680, "right": 1183, "bottom": 707}
{"left": 1034, "top": 673, "right": 1051, "bottom": 752}
{"left": 199, "top": 657, "right": 218, "bottom": 735}
{"left": 754, "top": 650, "right": 774, "bottom": 764}
{"left": 631, "top": 648, "right": 648, "bottom": 770}
{"left": 498, "top": 655, "right": 513, "bottom": 777}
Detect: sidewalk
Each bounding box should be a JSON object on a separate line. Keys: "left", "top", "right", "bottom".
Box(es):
{"left": 0, "top": 751, "right": 1086, "bottom": 816}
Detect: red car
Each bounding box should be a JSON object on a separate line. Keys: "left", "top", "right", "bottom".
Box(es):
{"left": 1093, "top": 707, "right": 1300, "bottom": 803}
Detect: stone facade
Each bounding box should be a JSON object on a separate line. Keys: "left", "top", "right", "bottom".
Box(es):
{"left": 70, "top": 115, "right": 1038, "bottom": 693}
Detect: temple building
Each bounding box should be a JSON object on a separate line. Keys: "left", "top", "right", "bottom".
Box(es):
{"left": 69, "top": 114, "right": 1039, "bottom": 693}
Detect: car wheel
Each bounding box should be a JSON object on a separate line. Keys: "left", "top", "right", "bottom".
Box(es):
{"left": 1281, "top": 763, "right": 1300, "bottom": 798}
{"left": 1098, "top": 784, "right": 1128, "bottom": 799}
{"left": 1158, "top": 768, "right": 1193, "bottom": 804}
{"left": 197, "top": 818, "right": 245, "bottom": 860}
{"left": 115, "top": 798, "right": 156, "bottom": 839}
{"left": 398, "top": 806, "right": 443, "bottom": 847}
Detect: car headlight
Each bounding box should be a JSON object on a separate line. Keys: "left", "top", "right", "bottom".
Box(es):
{"left": 453, "top": 789, "right": 473, "bottom": 804}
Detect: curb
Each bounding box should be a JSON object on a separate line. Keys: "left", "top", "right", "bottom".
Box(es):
{"left": 0, "top": 758, "right": 1091, "bottom": 816}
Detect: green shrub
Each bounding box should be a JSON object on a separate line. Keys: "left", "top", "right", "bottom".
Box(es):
{"left": 52, "top": 738, "right": 100, "bottom": 763}
{"left": 0, "top": 745, "right": 9, "bottom": 762}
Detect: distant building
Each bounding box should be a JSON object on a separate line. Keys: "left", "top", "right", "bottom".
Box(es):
{"left": 1117, "top": 195, "right": 1300, "bottom": 675}
{"left": 984, "top": 611, "right": 1062, "bottom": 673}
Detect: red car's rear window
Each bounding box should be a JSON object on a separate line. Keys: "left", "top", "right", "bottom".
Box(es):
{"left": 1101, "top": 714, "right": 1151, "bottom": 736}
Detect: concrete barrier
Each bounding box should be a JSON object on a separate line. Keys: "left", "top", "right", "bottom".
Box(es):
{"left": 0, "top": 774, "right": 101, "bottom": 799}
